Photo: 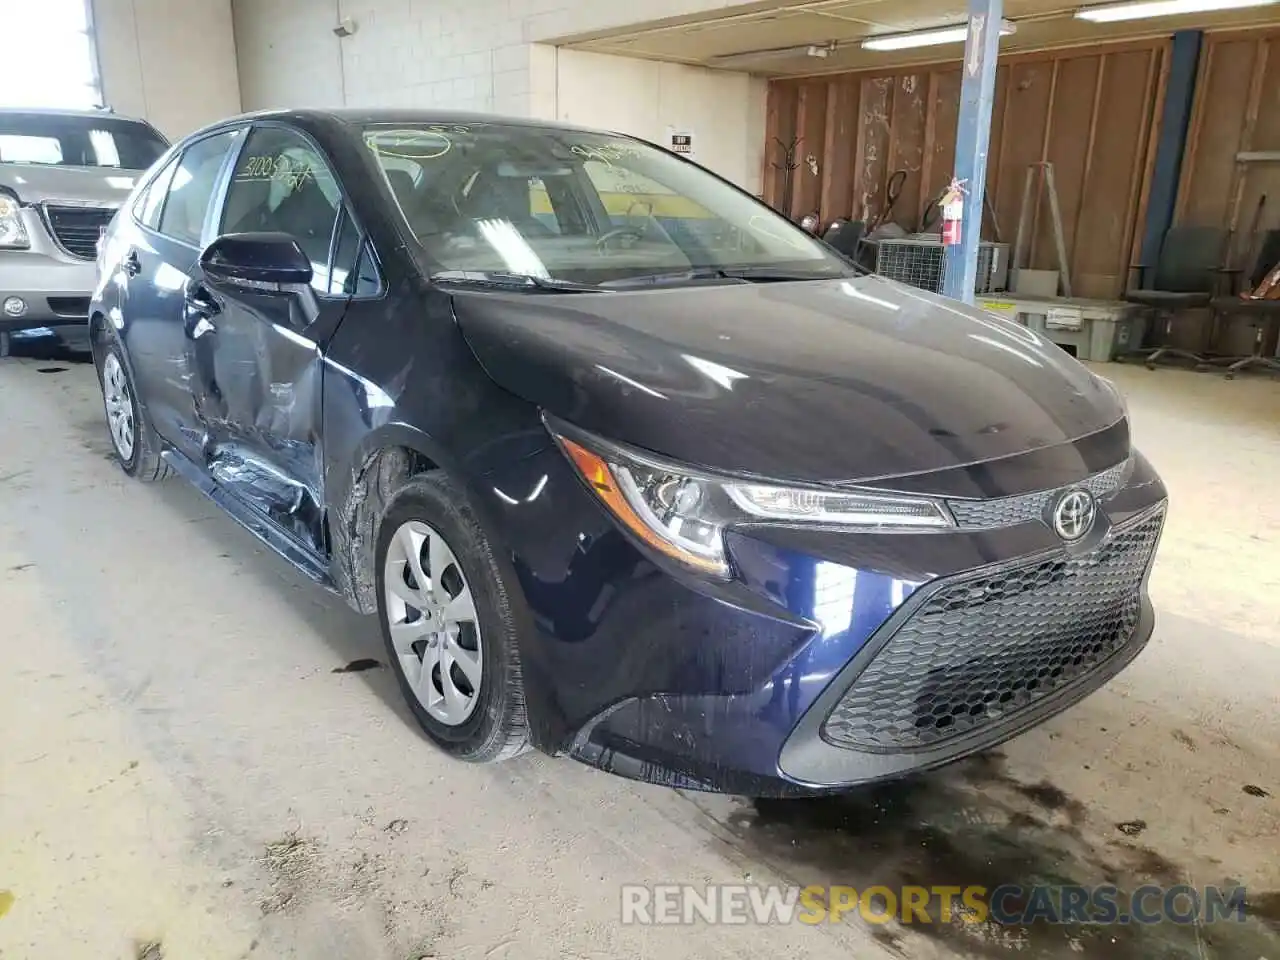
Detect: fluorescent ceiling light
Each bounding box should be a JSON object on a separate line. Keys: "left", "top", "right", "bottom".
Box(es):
{"left": 861, "top": 20, "right": 1016, "bottom": 51}
{"left": 1075, "top": 0, "right": 1277, "bottom": 20}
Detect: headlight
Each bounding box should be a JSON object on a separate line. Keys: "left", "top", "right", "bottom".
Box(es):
{"left": 550, "top": 419, "right": 953, "bottom": 577}
{"left": 0, "top": 195, "right": 29, "bottom": 249}
{"left": 725, "top": 484, "right": 956, "bottom": 526}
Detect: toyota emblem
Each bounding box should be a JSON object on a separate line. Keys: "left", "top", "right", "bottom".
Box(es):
{"left": 1052, "top": 489, "right": 1096, "bottom": 541}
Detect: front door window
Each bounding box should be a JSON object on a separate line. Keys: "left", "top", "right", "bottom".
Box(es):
{"left": 220, "top": 127, "right": 342, "bottom": 293}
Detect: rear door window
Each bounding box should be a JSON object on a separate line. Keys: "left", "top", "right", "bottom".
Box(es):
{"left": 157, "top": 131, "right": 238, "bottom": 246}
{"left": 328, "top": 209, "right": 379, "bottom": 297}
{"left": 134, "top": 156, "right": 179, "bottom": 230}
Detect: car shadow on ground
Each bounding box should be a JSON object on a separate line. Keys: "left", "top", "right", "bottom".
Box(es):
{"left": 686, "top": 706, "right": 1280, "bottom": 960}
{"left": 142, "top": 475, "right": 413, "bottom": 722}
{"left": 39, "top": 336, "right": 417, "bottom": 740}
{"left": 4, "top": 332, "right": 92, "bottom": 365}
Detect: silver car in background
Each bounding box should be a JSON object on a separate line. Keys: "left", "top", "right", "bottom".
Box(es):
{"left": 0, "top": 108, "right": 168, "bottom": 354}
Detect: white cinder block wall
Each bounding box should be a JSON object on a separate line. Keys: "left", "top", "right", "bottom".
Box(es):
{"left": 551, "top": 49, "right": 767, "bottom": 194}
{"left": 93, "top": 0, "right": 242, "bottom": 139}
{"left": 230, "top": 0, "right": 767, "bottom": 191}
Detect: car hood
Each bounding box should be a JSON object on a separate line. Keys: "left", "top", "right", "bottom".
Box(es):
{"left": 0, "top": 164, "right": 140, "bottom": 206}
{"left": 451, "top": 275, "right": 1125, "bottom": 486}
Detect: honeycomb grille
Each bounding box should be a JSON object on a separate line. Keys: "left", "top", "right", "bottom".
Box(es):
{"left": 822, "top": 507, "right": 1164, "bottom": 751}
{"left": 946, "top": 458, "right": 1133, "bottom": 530}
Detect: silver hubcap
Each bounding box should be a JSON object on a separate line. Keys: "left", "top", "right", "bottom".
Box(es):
{"left": 383, "top": 520, "right": 483, "bottom": 726}
{"left": 102, "top": 353, "right": 135, "bottom": 461}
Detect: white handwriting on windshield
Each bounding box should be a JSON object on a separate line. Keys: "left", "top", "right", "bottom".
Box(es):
{"left": 365, "top": 126, "right": 472, "bottom": 161}
{"left": 570, "top": 143, "right": 640, "bottom": 166}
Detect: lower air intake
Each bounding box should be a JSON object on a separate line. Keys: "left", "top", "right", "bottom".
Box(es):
{"left": 823, "top": 508, "right": 1164, "bottom": 751}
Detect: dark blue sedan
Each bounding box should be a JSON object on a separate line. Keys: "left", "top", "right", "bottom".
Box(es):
{"left": 90, "top": 109, "right": 1167, "bottom": 795}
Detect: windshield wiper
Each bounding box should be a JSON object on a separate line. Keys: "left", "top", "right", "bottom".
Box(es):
{"left": 599, "top": 265, "right": 854, "bottom": 289}
{"left": 597, "top": 268, "right": 745, "bottom": 289}
{"left": 716, "top": 265, "right": 853, "bottom": 282}
{"left": 431, "top": 270, "right": 603, "bottom": 293}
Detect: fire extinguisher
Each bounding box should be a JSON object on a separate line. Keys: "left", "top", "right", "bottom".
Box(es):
{"left": 940, "top": 177, "right": 968, "bottom": 247}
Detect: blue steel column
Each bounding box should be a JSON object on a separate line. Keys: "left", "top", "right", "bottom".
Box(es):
{"left": 942, "top": 0, "right": 1004, "bottom": 303}
{"left": 1140, "top": 31, "right": 1202, "bottom": 265}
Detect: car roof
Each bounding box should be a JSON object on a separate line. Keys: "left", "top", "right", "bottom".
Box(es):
{"left": 204, "top": 107, "right": 619, "bottom": 138}
{"left": 0, "top": 106, "right": 151, "bottom": 123}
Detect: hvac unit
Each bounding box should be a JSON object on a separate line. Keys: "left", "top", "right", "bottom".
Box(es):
{"left": 874, "top": 236, "right": 1010, "bottom": 295}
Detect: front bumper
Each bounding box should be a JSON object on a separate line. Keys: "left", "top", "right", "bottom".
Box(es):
{"left": 487, "top": 437, "right": 1167, "bottom": 796}
{"left": 778, "top": 505, "right": 1163, "bottom": 787}
{"left": 1, "top": 206, "right": 99, "bottom": 334}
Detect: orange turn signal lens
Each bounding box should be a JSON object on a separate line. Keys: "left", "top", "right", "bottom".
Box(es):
{"left": 558, "top": 436, "right": 727, "bottom": 575}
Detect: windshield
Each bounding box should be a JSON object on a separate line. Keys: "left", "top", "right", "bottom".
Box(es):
{"left": 0, "top": 115, "right": 168, "bottom": 170}
{"left": 362, "top": 122, "right": 851, "bottom": 288}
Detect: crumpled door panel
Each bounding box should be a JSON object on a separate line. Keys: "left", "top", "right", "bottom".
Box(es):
{"left": 187, "top": 292, "right": 328, "bottom": 554}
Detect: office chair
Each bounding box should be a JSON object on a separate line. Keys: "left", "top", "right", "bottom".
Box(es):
{"left": 1207, "top": 229, "right": 1280, "bottom": 379}
{"left": 1123, "top": 225, "right": 1229, "bottom": 368}
{"left": 823, "top": 219, "right": 871, "bottom": 271}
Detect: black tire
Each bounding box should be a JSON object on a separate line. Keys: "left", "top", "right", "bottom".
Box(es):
{"left": 94, "top": 334, "right": 171, "bottom": 482}
{"left": 375, "top": 472, "right": 529, "bottom": 762}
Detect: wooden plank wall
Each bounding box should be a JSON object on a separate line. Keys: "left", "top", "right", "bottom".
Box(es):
{"left": 1177, "top": 28, "right": 1280, "bottom": 270}
{"left": 763, "top": 41, "right": 1167, "bottom": 298}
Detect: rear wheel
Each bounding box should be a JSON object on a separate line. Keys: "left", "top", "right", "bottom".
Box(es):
{"left": 96, "top": 337, "right": 170, "bottom": 481}
{"left": 375, "top": 473, "right": 529, "bottom": 762}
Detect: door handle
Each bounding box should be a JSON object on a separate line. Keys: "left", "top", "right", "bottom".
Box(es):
{"left": 184, "top": 283, "right": 220, "bottom": 315}
{"left": 183, "top": 282, "right": 221, "bottom": 338}
{"left": 123, "top": 250, "right": 141, "bottom": 277}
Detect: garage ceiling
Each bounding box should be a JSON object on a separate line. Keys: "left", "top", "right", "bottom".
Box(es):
{"left": 551, "top": 0, "right": 1280, "bottom": 74}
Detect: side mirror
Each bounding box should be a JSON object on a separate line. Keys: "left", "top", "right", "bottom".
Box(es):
{"left": 200, "top": 232, "right": 313, "bottom": 290}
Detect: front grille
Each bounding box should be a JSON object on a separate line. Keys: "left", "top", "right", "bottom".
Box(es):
{"left": 41, "top": 204, "right": 115, "bottom": 260}
{"left": 946, "top": 457, "right": 1133, "bottom": 530}
{"left": 822, "top": 507, "right": 1164, "bottom": 752}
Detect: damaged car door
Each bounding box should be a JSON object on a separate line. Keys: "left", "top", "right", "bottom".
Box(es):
{"left": 183, "top": 124, "right": 355, "bottom": 555}
{"left": 124, "top": 129, "right": 240, "bottom": 462}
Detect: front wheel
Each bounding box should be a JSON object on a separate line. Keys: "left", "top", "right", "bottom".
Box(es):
{"left": 96, "top": 338, "right": 170, "bottom": 481}
{"left": 375, "top": 473, "right": 529, "bottom": 763}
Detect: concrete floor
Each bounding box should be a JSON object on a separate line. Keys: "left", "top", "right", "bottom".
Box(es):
{"left": 1, "top": 348, "right": 1278, "bottom": 960}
